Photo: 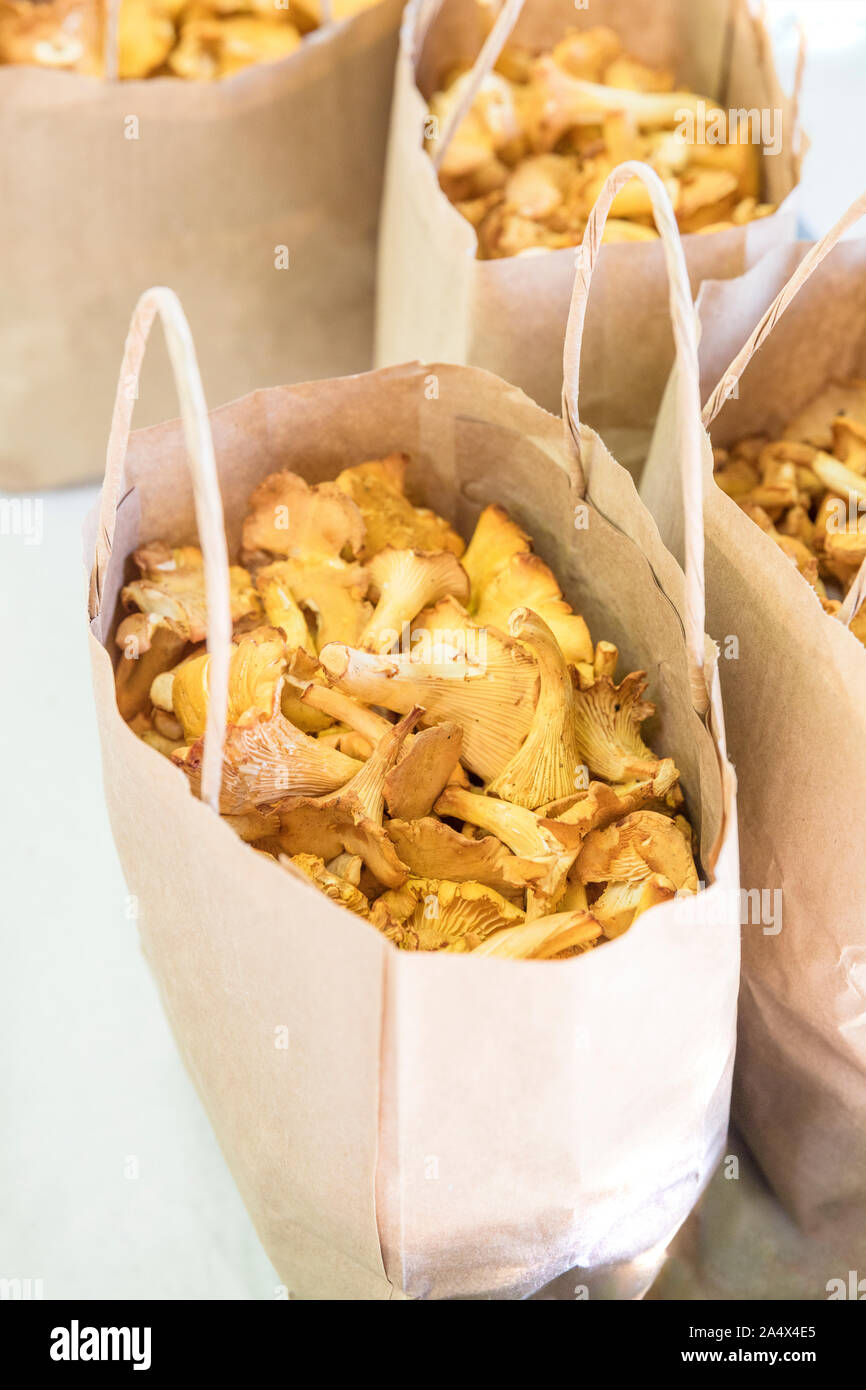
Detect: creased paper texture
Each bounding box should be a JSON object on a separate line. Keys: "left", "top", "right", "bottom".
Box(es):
{"left": 641, "top": 239, "right": 866, "bottom": 1269}
{"left": 0, "top": 0, "right": 403, "bottom": 489}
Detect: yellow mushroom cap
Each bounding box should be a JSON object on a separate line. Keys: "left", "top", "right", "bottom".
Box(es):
{"left": 242, "top": 470, "right": 365, "bottom": 563}
{"left": 361, "top": 547, "right": 470, "bottom": 653}
{"left": 122, "top": 543, "right": 260, "bottom": 644}
{"left": 334, "top": 457, "right": 465, "bottom": 560}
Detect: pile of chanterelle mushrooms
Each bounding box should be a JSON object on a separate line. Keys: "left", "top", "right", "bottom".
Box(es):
{"left": 427, "top": 24, "right": 775, "bottom": 259}
{"left": 714, "top": 379, "right": 866, "bottom": 647}
{"left": 0, "top": 0, "right": 375, "bottom": 79}
{"left": 115, "top": 456, "right": 700, "bottom": 959}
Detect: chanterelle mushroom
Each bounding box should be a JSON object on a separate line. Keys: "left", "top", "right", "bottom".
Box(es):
{"left": 539, "top": 774, "right": 675, "bottom": 848}
{"left": 427, "top": 70, "right": 522, "bottom": 181}
{"left": 383, "top": 723, "right": 463, "bottom": 820}
{"left": 168, "top": 15, "right": 302, "bottom": 81}
{"left": 477, "top": 554, "right": 593, "bottom": 666}
{"left": 486, "top": 608, "right": 585, "bottom": 807}
{"left": 360, "top": 547, "right": 470, "bottom": 653}
{"left": 591, "top": 875, "right": 678, "bottom": 939}
{"left": 433, "top": 782, "right": 580, "bottom": 919}
{"left": 256, "top": 557, "right": 371, "bottom": 653}
{"left": 168, "top": 625, "right": 287, "bottom": 742}
{"left": 385, "top": 816, "right": 548, "bottom": 903}
{"left": 176, "top": 686, "right": 361, "bottom": 814}
{"left": 570, "top": 671, "right": 674, "bottom": 783}
{"left": 254, "top": 564, "right": 315, "bottom": 651}
{"left": 717, "top": 377, "right": 866, "bottom": 649}
{"left": 5, "top": 0, "right": 380, "bottom": 81}
{"left": 304, "top": 682, "right": 466, "bottom": 814}
{"left": 503, "top": 154, "right": 582, "bottom": 221}
{"left": 471, "top": 910, "right": 603, "bottom": 959}
{"left": 274, "top": 710, "right": 421, "bottom": 888}
{"left": 118, "top": 0, "right": 176, "bottom": 78}
{"left": 0, "top": 0, "right": 103, "bottom": 73}
{"left": 114, "top": 612, "right": 189, "bottom": 722}
{"left": 549, "top": 26, "right": 621, "bottom": 81}
{"left": 300, "top": 681, "right": 393, "bottom": 744}
{"left": 319, "top": 625, "right": 538, "bottom": 782}
{"left": 436, "top": 784, "right": 563, "bottom": 858}
{"left": 122, "top": 450, "right": 701, "bottom": 957}
{"left": 464, "top": 506, "right": 592, "bottom": 664}
{"left": 284, "top": 853, "right": 370, "bottom": 917}
{"left": 242, "top": 470, "right": 365, "bottom": 565}
{"left": 576, "top": 811, "right": 698, "bottom": 894}
{"left": 122, "top": 543, "right": 261, "bottom": 643}
{"left": 462, "top": 503, "right": 531, "bottom": 608}
{"left": 370, "top": 878, "right": 525, "bottom": 952}
{"left": 831, "top": 418, "right": 866, "bottom": 475}
{"left": 426, "top": 25, "right": 775, "bottom": 257}
{"left": 334, "top": 457, "right": 465, "bottom": 560}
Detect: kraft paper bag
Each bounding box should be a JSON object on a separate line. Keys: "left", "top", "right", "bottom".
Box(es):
{"left": 375, "top": 0, "right": 802, "bottom": 469}
{"left": 0, "top": 0, "right": 403, "bottom": 491}
{"left": 85, "top": 170, "right": 738, "bottom": 1300}
{"left": 641, "top": 193, "right": 866, "bottom": 1270}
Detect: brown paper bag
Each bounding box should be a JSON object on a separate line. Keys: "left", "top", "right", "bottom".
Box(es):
{"left": 85, "top": 168, "right": 739, "bottom": 1300}
{"left": 0, "top": 0, "right": 403, "bottom": 491}
{"left": 641, "top": 194, "right": 866, "bottom": 1267}
{"left": 375, "top": 0, "right": 802, "bottom": 470}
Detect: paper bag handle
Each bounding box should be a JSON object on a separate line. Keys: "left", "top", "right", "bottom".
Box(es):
{"left": 89, "top": 288, "right": 232, "bottom": 816}
{"left": 432, "top": 0, "right": 525, "bottom": 171}
{"left": 702, "top": 191, "right": 866, "bottom": 426}
{"left": 702, "top": 190, "right": 866, "bottom": 633}
{"left": 562, "top": 161, "right": 707, "bottom": 714}
{"left": 103, "top": 0, "right": 119, "bottom": 81}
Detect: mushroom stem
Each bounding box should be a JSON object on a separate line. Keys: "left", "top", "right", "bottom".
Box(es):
{"left": 343, "top": 707, "right": 423, "bottom": 823}
{"left": 435, "top": 785, "right": 554, "bottom": 858}
{"left": 318, "top": 636, "right": 537, "bottom": 781}
{"left": 360, "top": 549, "right": 470, "bottom": 653}
{"left": 813, "top": 451, "right": 866, "bottom": 506}
{"left": 301, "top": 682, "right": 394, "bottom": 744}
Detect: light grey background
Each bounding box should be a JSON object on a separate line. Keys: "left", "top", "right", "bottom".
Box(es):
{"left": 1, "top": 488, "right": 280, "bottom": 1299}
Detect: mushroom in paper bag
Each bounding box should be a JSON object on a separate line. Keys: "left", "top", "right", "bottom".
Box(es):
{"left": 116, "top": 463, "right": 702, "bottom": 958}
{"left": 427, "top": 24, "right": 775, "bottom": 259}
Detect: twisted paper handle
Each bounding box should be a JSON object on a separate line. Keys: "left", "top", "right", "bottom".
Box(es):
{"left": 103, "top": 0, "right": 119, "bottom": 82}
{"left": 563, "top": 161, "right": 707, "bottom": 716}
{"left": 89, "top": 288, "right": 233, "bottom": 815}
{"left": 702, "top": 189, "right": 866, "bottom": 633}
{"left": 703, "top": 193, "right": 866, "bottom": 426}
{"left": 431, "top": 0, "right": 525, "bottom": 171}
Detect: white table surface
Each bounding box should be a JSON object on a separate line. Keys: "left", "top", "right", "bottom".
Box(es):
{"left": 2, "top": 1, "right": 865, "bottom": 1301}
{"left": 1, "top": 486, "right": 279, "bottom": 1300}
